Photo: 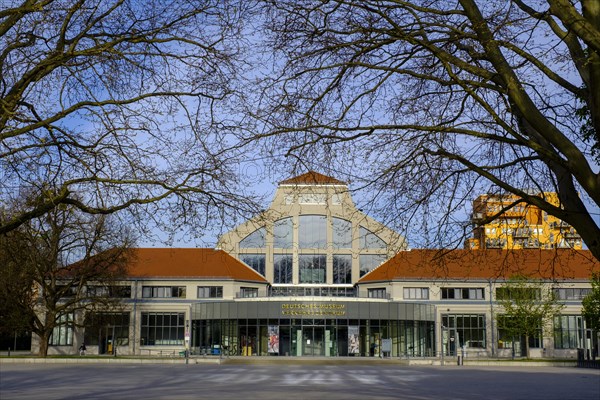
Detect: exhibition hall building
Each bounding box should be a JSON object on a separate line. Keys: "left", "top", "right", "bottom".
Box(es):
{"left": 34, "top": 172, "right": 599, "bottom": 359}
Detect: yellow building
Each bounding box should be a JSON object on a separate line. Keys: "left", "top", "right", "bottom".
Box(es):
{"left": 465, "top": 192, "right": 583, "bottom": 250}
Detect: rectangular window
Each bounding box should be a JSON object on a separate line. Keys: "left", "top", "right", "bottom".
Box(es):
{"left": 333, "top": 254, "right": 352, "bottom": 284}
{"left": 554, "top": 315, "right": 584, "bottom": 349}
{"left": 299, "top": 254, "right": 326, "bottom": 283}
{"left": 50, "top": 313, "right": 74, "bottom": 346}
{"left": 197, "top": 286, "right": 223, "bottom": 298}
{"left": 442, "top": 288, "right": 484, "bottom": 300}
{"left": 497, "top": 315, "right": 543, "bottom": 349}
{"left": 87, "top": 285, "right": 132, "bottom": 298}
{"left": 442, "top": 314, "right": 486, "bottom": 348}
{"left": 299, "top": 193, "right": 327, "bottom": 205}
{"left": 403, "top": 287, "right": 429, "bottom": 300}
{"left": 368, "top": 288, "right": 386, "bottom": 299}
{"left": 84, "top": 312, "right": 130, "bottom": 346}
{"left": 240, "top": 287, "right": 259, "bottom": 298}
{"left": 142, "top": 286, "right": 186, "bottom": 298}
{"left": 552, "top": 288, "right": 591, "bottom": 300}
{"left": 140, "top": 312, "right": 185, "bottom": 346}
{"left": 274, "top": 254, "right": 293, "bottom": 284}
{"left": 496, "top": 287, "right": 541, "bottom": 300}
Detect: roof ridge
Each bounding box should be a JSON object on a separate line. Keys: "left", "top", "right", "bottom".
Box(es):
{"left": 279, "top": 170, "right": 347, "bottom": 185}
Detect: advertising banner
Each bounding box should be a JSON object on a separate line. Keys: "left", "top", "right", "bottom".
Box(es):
{"left": 268, "top": 325, "right": 279, "bottom": 354}
{"left": 348, "top": 326, "right": 359, "bottom": 354}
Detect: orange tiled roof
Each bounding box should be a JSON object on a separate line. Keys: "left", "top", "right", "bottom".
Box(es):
{"left": 359, "top": 249, "right": 599, "bottom": 283}
{"left": 126, "top": 248, "right": 267, "bottom": 282}
{"left": 279, "top": 171, "right": 346, "bottom": 185}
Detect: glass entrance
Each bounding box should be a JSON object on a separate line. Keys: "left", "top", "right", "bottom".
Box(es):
{"left": 302, "top": 327, "right": 325, "bottom": 356}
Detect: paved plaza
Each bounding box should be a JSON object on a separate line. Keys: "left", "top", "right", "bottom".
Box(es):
{"left": 1, "top": 362, "right": 599, "bottom": 400}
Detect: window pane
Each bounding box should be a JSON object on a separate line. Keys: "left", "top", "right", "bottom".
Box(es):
{"left": 333, "top": 254, "right": 352, "bottom": 284}
{"left": 299, "top": 215, "right": 327, "bottom": 249}
{"left": 240, "top": 227, "right": 266, "bottom": 248}
{"left": 359, "top": 227, "right": 386, "bottom": 249}
{"left": 274, "top": 218, "right": 293, "bottom": 249}
{"left": 240, "top": 254, "right": 266, "bottom": 276}
{"left": 333, "top": 218, "right": 352, "bottom": 248}
{"left": 359, "top": 254, "right": 387, "bottom": 277}
{"left": 299, "top": 254, "right": 326, "bottom": 283}
{"left": 274, "top": 254, "right": 293, "bottom": 284}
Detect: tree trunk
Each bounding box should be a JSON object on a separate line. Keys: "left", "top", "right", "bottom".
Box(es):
{"left": 38, "top": 332, "right": 49, "bottom": 357}
{"left": 525, "top": 334, "right": 530, "bottom": 359}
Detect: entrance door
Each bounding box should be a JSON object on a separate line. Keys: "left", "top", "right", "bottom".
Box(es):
{"left": 442, "top": 327, "right": 458, "bottom": 356}
{"left": 302, "top": 327, "right": 325, "bottom": 356}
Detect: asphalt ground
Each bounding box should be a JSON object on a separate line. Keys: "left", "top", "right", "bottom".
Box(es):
{"left": 1, "top": 363, "right": 599, "bottom": 400}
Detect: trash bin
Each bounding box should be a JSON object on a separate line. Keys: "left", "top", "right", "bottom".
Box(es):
{"left": 457, "top": 354, "right": 463, "bottom": 365}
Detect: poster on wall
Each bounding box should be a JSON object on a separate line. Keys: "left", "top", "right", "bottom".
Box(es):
{"left": 268, "top": 325, "right": 279, "bottom": 354}
{"left": 348, "top": 326, "right": 359, "bottom": 354}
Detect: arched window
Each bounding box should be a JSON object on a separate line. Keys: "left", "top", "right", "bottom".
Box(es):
{"left": 240, "top": 227, "right": 266, "bottom": 248}
{"left": 299, "top": 215, "right": 327, "bottom": 249}
{"left": 273, "top": 218, "right": 293, "bottom": 249}
{"left": 359, "top": 226, "right": 386, "bottom": 249}
{"left": 332, "top": 217, "right": 352, "bottom": 248}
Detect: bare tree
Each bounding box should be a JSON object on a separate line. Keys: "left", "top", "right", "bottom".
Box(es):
{"left": 256, "top": 0, "right": 600, "bottom": 259}
{"left": 0, "top": 203, "right": 133, "bottom": 357}
{"left": 1, "top": 0, "right": 259, "bottom": 241}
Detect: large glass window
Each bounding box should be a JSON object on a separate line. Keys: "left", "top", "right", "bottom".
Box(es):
{"left": 442, "top": 314, "right": 486, "bottom": 348}
{"left": 333, "top": 254, "right": 352, "bottom": 284}
{"left": 554, "top": 315, "right": 584, "bottom": 349}
{"left": 84, "top": 312, "right": 130, "bottom": 346}
{"left": 273, "top": 218, "right": 293, "bottom": 249}
{"left": 359, "top": 254, "right": 387, "bottom": 277}
{"left": 299, "top": 254, "right": 326, "bottom": 283}
{"left": 332, "top": 218, "right": 352, "bottom": 248}
{"left": 240, "top": 254, "right": 266, "bottom": 276}
{"left": 274, "top": 254, "right": 293, "bottom": 284}
{"left": 197, "top": 286, "right": 223, "bottom": 298}
{"left": 299, "top": 215, "right": 327, "bottom": 249}
{"left": 140, "top": 312, "right": 185, "bottom": 346}
{"left": 240, "top": 227, "right": 266, "bottom": 248}
{"left": 497, "top": 315, "right": 543, "bottom": 350}
{"left": 50, "top": 313, "right": 73, "bottom": 346}
{"left": 359, "top": 227, "right": 386, "bottom": 249}
{"left": 142, "top": 286, "right": 186, "bottom": 298}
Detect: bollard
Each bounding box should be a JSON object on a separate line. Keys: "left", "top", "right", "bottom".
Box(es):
{"left": 8, "top": 347, "right": 10, "bottom": 357}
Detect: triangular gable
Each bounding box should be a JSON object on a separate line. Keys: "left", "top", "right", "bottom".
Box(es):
{"left": 279, "top": 170, "right": 346, "bottom": 185}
